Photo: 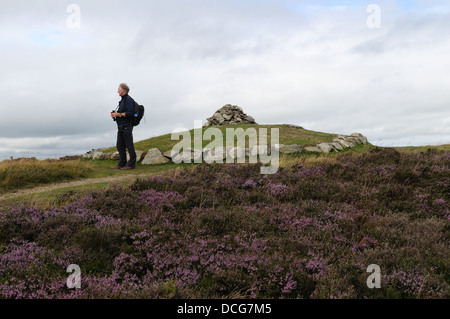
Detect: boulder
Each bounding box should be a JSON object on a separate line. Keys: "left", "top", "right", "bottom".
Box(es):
{"left": 171, "top": 148, "right": 203, "bottom": 163}
{"left": 330, "top": 142, "right": 344, "bottom": 151}
{"left": 93, "top": 151, "right": 108, "bottom": 160}
{"left": 110, "top": 150, "right": 144, "bottom": 162}
{"left": 141, "top": 148, "right": 170, "bottom": 165}
{"left": 317, "top": 143, "right": 333, "bottom": 153}
{"left": 203, "top": 147, "right": 227, "bottom": 163}
{"left": 333, "top": 138, "right": 354, "bottom": 148}
{"left": 304, "top": 146, "right": 322, "bottom": 153}
{"left": 279, "top": 144, "right": 304, "bottom": 154}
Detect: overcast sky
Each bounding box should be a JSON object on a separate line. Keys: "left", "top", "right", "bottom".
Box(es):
{"left": 1, "top": 0, "right": 449, "bottom": 160}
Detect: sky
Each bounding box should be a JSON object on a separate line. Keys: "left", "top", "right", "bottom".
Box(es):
{"left": 1, "top": 0, "right": 449, "bottom": 160}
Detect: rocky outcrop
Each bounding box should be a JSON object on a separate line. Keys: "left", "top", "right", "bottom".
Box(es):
{"left": 204, "top": 104, "right": 256, "bottom": 126}
{"left": 276, "top": 133, "right": 368, "bottom": 154}
{"left": 83, "top": 133, "right": 368, "bottom": 164}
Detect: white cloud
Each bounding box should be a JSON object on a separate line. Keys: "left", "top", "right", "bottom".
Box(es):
{"left": 0, "top": 0, "right": 449, "bottom": 160}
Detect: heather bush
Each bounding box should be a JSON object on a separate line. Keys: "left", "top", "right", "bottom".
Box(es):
{"left": 0, "top": 148, "right": 448, "bottom": 299}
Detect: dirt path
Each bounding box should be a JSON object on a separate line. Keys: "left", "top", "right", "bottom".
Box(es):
{"left": 0, "top": 172, "right": 155, "bottom": 202}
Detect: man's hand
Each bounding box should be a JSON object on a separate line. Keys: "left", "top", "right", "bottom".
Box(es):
{"left": 111, "top": 112, "right": 120, "bottom": 118}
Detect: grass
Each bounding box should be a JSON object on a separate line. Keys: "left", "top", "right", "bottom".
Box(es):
{"left": 0, "top": 159, "right": 195, "bottom": 209}
{"left": 0, "top": 124, "right": 354, "bottom": 199}
{"left": 394, "top": 144, "right": 450, "bottom": 153}
{"left": 278, "top": 143, "right": 375, "bottom": 169}
{"left": 103, "top": 124, "right": 340, "bottom": 153}
{"left": 0, "top": 124, "right": 444, "bottom": 209}
{"left": 0, "top": 158, "right": 94, "bottom": 194}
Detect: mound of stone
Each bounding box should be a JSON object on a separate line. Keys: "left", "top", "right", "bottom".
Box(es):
{"left": 204, "top": 104, "right": 256, "bottom": 126}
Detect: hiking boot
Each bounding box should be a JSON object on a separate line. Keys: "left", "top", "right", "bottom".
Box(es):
{"left": 120, "top": 166, "right": 135, "bottom": 170}
{"left": 111, "top": 166, "right": 123, "bottom": 170}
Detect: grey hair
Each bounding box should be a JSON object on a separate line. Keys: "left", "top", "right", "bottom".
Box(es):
{"left": 119, "top": 83, "right": 130, "bottom": 93}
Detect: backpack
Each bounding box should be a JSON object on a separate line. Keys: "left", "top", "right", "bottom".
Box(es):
{"left": 131, "top": 101, "right": 145, "bottom": 126}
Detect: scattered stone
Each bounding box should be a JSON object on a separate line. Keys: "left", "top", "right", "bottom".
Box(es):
{"left": 286, "top": 124, "right": 304, "bottom": 129}
{"left": 305, "top": 146, "right": 322, "bottom": 153}
{"left": 317, "top": 143, "right": 333, "bottom": 153}
{"left": 93, "top": 151, "right": 108, "bottom": 160}
{"left": 330, "top": 142, "right": 344, "bottom": 151}
{"left": 203, "top": 147, "right": 227, "bottom": 163}
{"left": 162, "top": 150, "right": 176, "bottom": 159}
{"left": 135, "top": 151, "right": 144, "bottom": 162}
{"left": 171, "top": 148, "right": 203, "bottom": 163}
{"left": 141, "top": 148, "right": 170, "bottom": 165}
{"left": 279, "top": 144, "right": 304, "bottom": 154}
{"left": 227, "top": 146, "right": 247, "bottom": 160}
{"left": 249, "top": 145, "right": 270, "bottom": 156}
{"left": 108, "top": 150, "right": 144, "bottom": 162}
{"left": 333, "top": 137, "right": 354, "bottom": 148}
{"left": 81, "top": 123, "right": 368, "bottom": 164}
{"left": 83, "top": 148, "right": 106, "bottom": 159}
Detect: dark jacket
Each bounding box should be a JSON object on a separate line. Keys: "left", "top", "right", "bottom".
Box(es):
{"left": 116, "top": 94, "right": 135, "bottom": 126}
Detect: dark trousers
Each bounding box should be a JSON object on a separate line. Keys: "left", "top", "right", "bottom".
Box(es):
{"left": 116, "top": 125, "right": 137, "bottom": 168}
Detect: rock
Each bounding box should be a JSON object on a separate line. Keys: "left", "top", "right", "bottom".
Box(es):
{"left": 205, "top": 104, "right": 257, "bottom": 126}
{"left": 286, "top": 124, "right": 304, "bottom": 129}
{"left": 141, "top": 148, "right": 170, "bottom": 165}
{"left": 171, "top": 148, "right": 203, "bottom": 163}
{"left": 249, "top": 145, "right": 270, "bottom": 156}
{"left": 162, "top": 150, "right": 177, "bottom": 159}
{"left": 212, "top": 112, "right": 225, "bottom": 124}
{"left": 203, "top": 147, "right": 227, "bottom": 163}
{"left": 110, "top": 150, "right": 144, "bottom": 162}
{"left": 350, "top": 133, "right": 368, "bottom": 144}
{"left": 93, "top": 151, "right": 107, "bottom": 160}
{"left": 333, "top": 138, "right": 354, "bottom": 148}
{"left": 135, "top": 150, "right": 144, "bottom": 162}
{"left": 305, "top": 146, "right": 321, "bottom": 153}
{"left": 227, "top": 146, "right": 247, "bottom": 160}
{"left": 83, "top": 148, "right": 106, "bottom": 159}
{"left": 222, "top": 113, "right": 232, "bottom": 121}
{"left": 330, "top": 142, "right": 343, "bottom": 151}
{"left": 317, "top": 143, "right": 333, "bottom": 153}
{"left": 271, "top": 144, "right": 285, "bottom": 152}
{"left": 279, "top": 144, "right": 304, "bottom": 154}
{"left": 110, "top": 151, "right": 119, "bottom": 160}
{"left": 245, "top": 115, "right": 255, "bottom": 123}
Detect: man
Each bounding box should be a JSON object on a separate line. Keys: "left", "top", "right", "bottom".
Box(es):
{"left": 111, "top": 83, "right": 137, "bottom": 170}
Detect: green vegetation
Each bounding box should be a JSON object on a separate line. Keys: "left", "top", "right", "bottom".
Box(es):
{"left": 0, "top": 125, "right": 354, "bottom": 198}
{"left": 0, "top": 158, "right": 93, "bottom": 194}
{"left": 103, "top": 124, "right": 340, "bottom": 153}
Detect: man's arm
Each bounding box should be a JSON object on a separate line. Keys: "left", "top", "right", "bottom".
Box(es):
{"left": 111, "top": 97, "right": 135, "bottom": 118}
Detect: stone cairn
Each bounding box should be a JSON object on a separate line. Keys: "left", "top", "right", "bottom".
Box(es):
{"left": 204, "top": 104, "right": 256, "bottom": 126}
{"left": 82, "top": 105, "right": 368, "bottom": 164}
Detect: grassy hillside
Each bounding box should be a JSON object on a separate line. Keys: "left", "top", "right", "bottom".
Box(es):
{"left": 1, "top": 124, "right": 372, "bottom": 199}
{"left": 103, "top": 124, "right": 345, "bottom": 153}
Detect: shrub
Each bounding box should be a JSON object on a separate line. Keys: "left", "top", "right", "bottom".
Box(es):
{"left": 0, "top": 148, "right": 448, "bottom": 299}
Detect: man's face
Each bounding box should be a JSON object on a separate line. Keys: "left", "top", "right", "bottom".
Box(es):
{"left": 118, "top": 86, "right": 126, "bottom": 96}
